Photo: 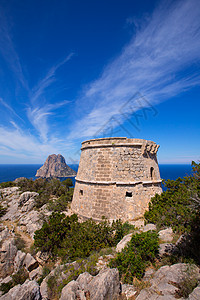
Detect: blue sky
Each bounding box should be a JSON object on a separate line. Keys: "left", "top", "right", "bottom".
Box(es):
{"left": 0, "top": 0, "right": 199, "bottom": 164}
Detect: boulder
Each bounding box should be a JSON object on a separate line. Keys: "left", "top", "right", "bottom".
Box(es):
{"left": 96, "top": 255, "right": 114, "bottom": 271}
{"left": 158, "top": 227, "right": 173, "bottom": 242}
{"left": 76, "top": 272, "right": 93, "bottom": 290}
{"left": 0, "top": 279, "right": 41, "bottom": 300}
{"left": 142, "top": 224, "right": 157, "bottom": 232}
{"left": 0, "top": 187, "right": 19, "bottom": 198}
{"left": 0, "top": 227, "right": 12, "bottom": 242}
{"left": 159, "top": 243, "right": 175, "bottom": 257}
{"left": 0, "top": 239, "right": 17, "bottom": 278}
{"left": 19, "top": 192, "right": 38, "bottom": 206}
{"left": 20, "top": 198, "right": 36, "bottom": 212}
{"left": 60, "top": 280, "right": 79, "bottom": 300}
{"left": 14, "top": 250, "right": 26, "bottom": 273}
{"left": 188, "top": 284, "right": 200, "bottom": 300}
{"left": 87, "top": 268, "right": 120, "bottom": 300}
{"left": 122, "top": 284, "right": 137, "bottom": 298}
{"left": 18, "top": 210, "right": 42, "bottom": 238}
{"left": 35, "top": 251, "right": 49, "bottom": 266}
{"left": 136, "top": 263, "right": 199, "bottom": 300}
{"left": 29, "top": 266, "right": 43, "bottom": 280}
{"left": 59, "top": 268, "right": 120, "bottom": 300}
{"left": 116, "top": 233, "right": 133, "bottom": 252}
{"left": 24, "top": 253, "right": 39, "bottom": 272}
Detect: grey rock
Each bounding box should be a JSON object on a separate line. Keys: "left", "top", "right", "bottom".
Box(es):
{"left": 158, "top": 227, "right": 173, "bottom": 242}
{"left": 0, "top": 275, "right": 12, "bottom": 285}
{"left": 0, "top": 238, "right": 17, "bottom": 278}
{"left": 36, "top": 154, "right": 76, "bottom": 178}
{"left": 60, "top": 280, "right": 79, "bottom": 300}
{"left": 188, "top": 284, "right": 200, "bottom": 299}
{"left": 122, "top": 284, "right": 137, "bottom": 298}
{"left": 24, "top": 253, "right": 39, "bottom": 272}
{"left": 35, "top": 251, "right": 49, "bottom": 266}
{"left": 14, "top": 250, "right": 26, "bottom": 272}
{"left": 20, "top": 198, "right": 36, "bottom": 212}
{"left": 142, "top": 224, "right": 156, "bottom": 232}
{"left": 19, "top": 191, "right": 38, "bottom": 206}
{"left": 0, "top": 279, "right": 41, "bottom": 300}
{"left": 87, "top": 268, "right": 120, "bottom": 300}
{"left": 59, "top": 268, "right": 120, "bottom": 300}
{"left": 76, "top": 272, "right": 93, "bottom": 290}
{"left": 159, "top": 243, "right": 174, "bottom": 257}
{"left": 0, "top": 187, "right": 19, "bottom": 198}
{"left": 136, "top": 263, "right": 199, "bottom": 300}
{"left": 96, "top": 254, "right": 114, "bottom": 271}
{"left": 18, "top": 210, "right": 42, "bottom": 238}
{"left": 116, "top": 233, "right": 133, "bottom": 252}
{"left": 0, "top": 227, "right": 12, "bottom": 242}
{"left": 29, "top": 266, "right": 43, "bottom": 280}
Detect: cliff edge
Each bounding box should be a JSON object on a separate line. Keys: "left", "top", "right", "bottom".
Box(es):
{"left": 36, "top": 154, "right": 76, "bottom": 178}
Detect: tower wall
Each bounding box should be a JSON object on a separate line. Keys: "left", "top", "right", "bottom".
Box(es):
{"left": 71, "top": 137, "right": 162, "bottom": 222}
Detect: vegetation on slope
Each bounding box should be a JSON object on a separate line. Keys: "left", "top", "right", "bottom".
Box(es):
{"left": 34, "top": 213, "right": 134, "bottom": 261}
{"left": 145, "top": 161, "right": 200, "bottom": 264}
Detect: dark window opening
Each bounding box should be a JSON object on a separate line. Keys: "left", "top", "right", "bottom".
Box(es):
{"left": 126, "top": 191, "right": 132, "bottom": 197}
{"left": 80, "top": 190, "right": 83, "bottom": 195}
{"left": 150, "top": 167, "right": 155, "bottom": 180}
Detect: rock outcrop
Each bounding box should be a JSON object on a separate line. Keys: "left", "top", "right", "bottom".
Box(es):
{"left": 36, "top": 154, "right": 76, "bottom": 178}
{"left": 60, "top": 268, "right": 120, "bottom": 300}
{"left": 0, "top": 279, "right": 41, "bottom": 300}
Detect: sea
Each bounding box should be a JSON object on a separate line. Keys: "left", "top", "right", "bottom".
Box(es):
{"left": 0, "top": 164, "right": 193, "bottom": 186}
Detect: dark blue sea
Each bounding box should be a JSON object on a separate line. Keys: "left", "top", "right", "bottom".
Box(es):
{"left": 0, "top": 164, "right": 192, "bottom": 186}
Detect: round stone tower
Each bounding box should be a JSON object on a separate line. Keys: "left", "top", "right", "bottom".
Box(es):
{"left": 71, "top": 137, "right": 162, "bottom": 222}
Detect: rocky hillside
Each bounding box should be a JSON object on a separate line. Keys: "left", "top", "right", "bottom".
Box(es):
{"left": 36, "top": 154, "right": 76, "bottom": 178}
{"left": 0, "top": 182, "right": 199, "bottom": 299}
{"left": 0, "top": 162, "right": 200, "bottom": 300}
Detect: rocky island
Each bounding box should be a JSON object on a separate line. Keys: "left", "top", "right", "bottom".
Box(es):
{"left": 36, "top": 154, "right": 76, "bottom": 178}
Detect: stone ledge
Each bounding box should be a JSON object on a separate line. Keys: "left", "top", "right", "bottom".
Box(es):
{"left": 75, "top": 178, "right": 162, "bottom": 186}
{"left": 81, "top": 143, "right": 143, "bottom": 150}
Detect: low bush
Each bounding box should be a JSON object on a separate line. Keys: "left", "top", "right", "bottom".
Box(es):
{"left": 0, "top": 181, "right": 15, "bottom": 188}
{"left": 109, "top": 231, "right": 159, "bottom": 283}
{"left": 0, "top": 268, "right": 29, "bottom": 295}
{"left": 145, "top": 162, "right": 200, "bottom": 233}
{"left": 17, "top": 177, "right": 74, "bottom": 209}
{"left": 14, "top": 234, "right": 26, "bottom": 251}
{"left": 34, "top": 212, "right": 134, "bottom": 261}
{"left": 0, "top": 204, "right": 7, "bottom": 217}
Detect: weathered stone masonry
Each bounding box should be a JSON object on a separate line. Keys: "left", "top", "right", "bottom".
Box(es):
{"left": 71, "top": 137, "right": 162, "bottom": 222}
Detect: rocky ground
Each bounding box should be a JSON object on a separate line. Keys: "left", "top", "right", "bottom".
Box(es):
{"left": 0, "top": 186, "right": 200, "bottom": 299}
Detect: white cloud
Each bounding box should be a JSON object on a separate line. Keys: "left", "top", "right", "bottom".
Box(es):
{"left": 31, "top": 53, "right": 74, "bottom": 104}
{"left": 27, "top": 100, "right": 70, "bottom": 142}
{"left": 0, "top": 124, "right": 72, "bottom": 163}
{"left": 68, "top": 0, "right": 200, "bottom": 140}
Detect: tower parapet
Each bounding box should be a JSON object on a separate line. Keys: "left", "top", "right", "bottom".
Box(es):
{"left": 71, "top": 137, "right": 162, "bottom": 222}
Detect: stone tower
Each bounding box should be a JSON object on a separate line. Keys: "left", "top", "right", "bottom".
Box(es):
{"left": 71, "top": 137, "right": 162, "bottom": 222}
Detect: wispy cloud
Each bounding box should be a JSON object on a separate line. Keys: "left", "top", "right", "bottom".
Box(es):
{"left": 0, "top": 97, "right": 24, "bottom": 122}
{"left": 69, "top": 0, "right": 200, "bottom": 140}
{"left": 0, "top": 9, "right": 28, "bottom": 89}
{"left": 0, "top": 124, "right": 72, "bottom": 162}
{"left": 31, "top": 53, "right": 74, "bottom": 104}
{"left": 27, "top": 100, "right": 69, "bottom": 142}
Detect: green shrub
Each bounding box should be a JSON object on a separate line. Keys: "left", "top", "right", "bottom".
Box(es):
{"left": 145, "top": 162, "right": 200, "bottom": 232}
{"left": 0, "top": 281, "right": 13, "bottom": 295}
{"left": 34, "top": 213, "right": 133, "bottom": 261}
{"left": 0, "top": 204, "right": 7, "bottom": 217}
{"left": 14, "top": 234, "right": 26, "bottom": 251}
{"left": 109, "top": 231, "right": 159, "bottom": 283}
{"left": 0, "top": 181, "right": 15, "bottom": 188}
{"left": 0, "top": 268, "right": 29, "bottom": 294}
{"left": 17, "top": 178, "right": 74, "bottom": 209}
